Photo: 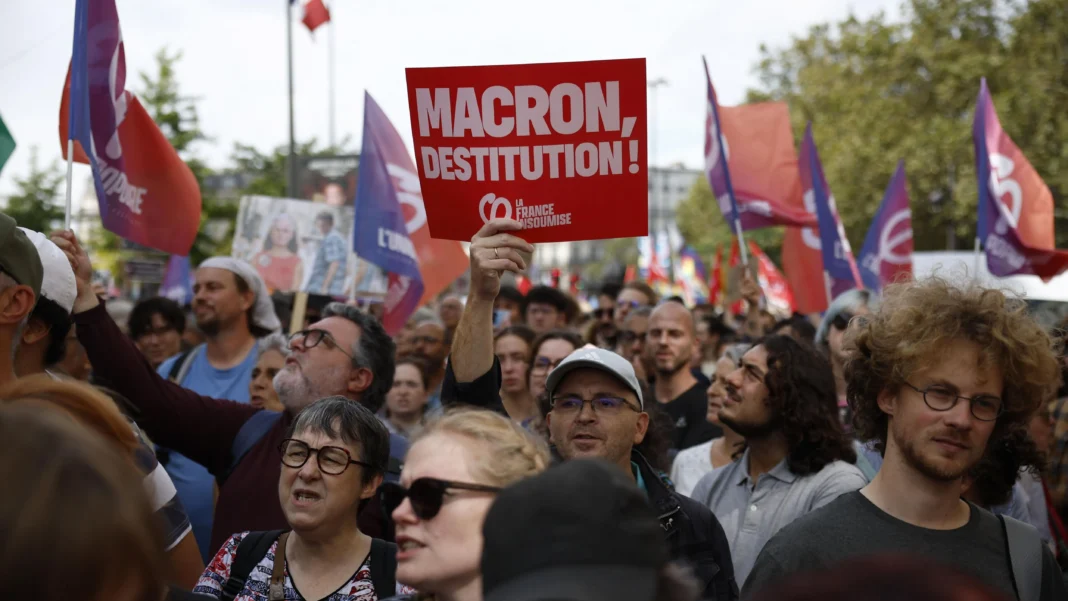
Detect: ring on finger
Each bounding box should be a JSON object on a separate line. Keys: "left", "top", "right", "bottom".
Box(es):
{"left": 494, "top": 248, "right": 500, "bottom": 259}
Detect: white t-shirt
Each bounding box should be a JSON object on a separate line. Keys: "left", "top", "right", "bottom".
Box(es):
{"left": 670, "top": 438, "right": 716, "bottom": 497}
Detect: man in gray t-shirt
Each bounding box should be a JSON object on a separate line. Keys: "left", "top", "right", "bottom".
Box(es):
{"left": 744, "top": 279, "right": 1066, "bottom": 601}
{"left": 746, "top": 490, "right": 1063, "bottom": 599}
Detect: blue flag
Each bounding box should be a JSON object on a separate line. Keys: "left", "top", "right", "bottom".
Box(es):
{"left": 799, "top": 124, "right": 862, "bottom": 303}
{"left": 353, "top": 92, "right": 424, "bottom": 334}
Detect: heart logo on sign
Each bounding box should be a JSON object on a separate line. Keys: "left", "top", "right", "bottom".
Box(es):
{"left": 479, "top": 193, "right": 513, "bottom": 223}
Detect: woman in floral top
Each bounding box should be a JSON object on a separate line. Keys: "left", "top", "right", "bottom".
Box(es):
{"left": 195, "top": 397, "right": 414, "bottom": 601}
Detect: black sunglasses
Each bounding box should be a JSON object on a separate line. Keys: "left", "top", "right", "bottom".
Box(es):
{"left": 379, "top": 477, "right": 501, "bottom": 520}
{"left": 831, "top": 311, "right": 854, "bottom": 331}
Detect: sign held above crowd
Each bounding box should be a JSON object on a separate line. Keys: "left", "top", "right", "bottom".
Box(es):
{"left": 405, "top": 58, "right": 649, "bottom": 243}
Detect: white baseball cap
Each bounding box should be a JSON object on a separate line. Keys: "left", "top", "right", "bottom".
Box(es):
{"left": 545, "top": 347, "right": 645, "bottom": 410}
{"left": 17, "top": 227, "right": 77, "bottom": 314}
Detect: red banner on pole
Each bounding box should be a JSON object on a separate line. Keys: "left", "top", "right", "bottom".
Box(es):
{"left": 405, "top": 58, "right": 649, "bottom": 243}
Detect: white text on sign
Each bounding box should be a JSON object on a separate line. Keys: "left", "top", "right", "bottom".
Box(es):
{"left": 415, "top": 82, "right": 640, "bottom": 182}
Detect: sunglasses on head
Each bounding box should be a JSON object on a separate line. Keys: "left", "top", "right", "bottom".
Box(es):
{"left": 379, "top": 477, "right": 501, "bottom": 520}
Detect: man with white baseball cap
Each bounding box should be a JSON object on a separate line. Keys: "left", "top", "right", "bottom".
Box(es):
{"left": 13, "top": 228, "right": 77, "bottom": 379}
{"left": 544, "top": 346, "right": 739, "bottom": 601}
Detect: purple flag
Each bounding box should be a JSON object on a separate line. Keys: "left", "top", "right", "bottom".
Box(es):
{"left": 858, "top": 161, "right": 913, "bottom": 292}
{"left": 353, "top": 92, "right": 425, "bottom": 335}
{"left": 799, "top": 124, "right": 862, "bottom": 302}
{"left": 160, "top": 255, "right": 193, "bottom": 305}
{"left": 973, "top": 78, "right": 1068, "bottom": 281}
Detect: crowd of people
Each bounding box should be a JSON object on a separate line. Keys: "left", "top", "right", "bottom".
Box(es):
{"left": 2, "top": 210, "right": 1068, "bottom": 601}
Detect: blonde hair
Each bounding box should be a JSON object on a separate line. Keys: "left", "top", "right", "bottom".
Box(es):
{"left": 411, "top": 407, "right": 551, "bottom": 487}
{"left": 0, "top": 374, "right": 139, "bottom": 459}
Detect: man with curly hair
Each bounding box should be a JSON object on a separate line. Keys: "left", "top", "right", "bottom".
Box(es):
{"left": 744, "top": 278, "right": 1066, "bottom": 601}
{"left": 690, "top": 334, "right": 866, "bottom": 585}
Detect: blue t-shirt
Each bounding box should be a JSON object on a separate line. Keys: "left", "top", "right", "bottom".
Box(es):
{"left": 157, "top": 344, "right": 258, "bottom": 561}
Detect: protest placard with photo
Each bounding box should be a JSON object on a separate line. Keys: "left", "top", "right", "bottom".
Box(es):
{"left": 233, "top": 195, "right": 387, "bottom": 296}
{"left": 405, "top": 58, "right": 649, "bottom": 243}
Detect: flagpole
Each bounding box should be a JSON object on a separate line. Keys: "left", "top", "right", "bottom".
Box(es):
{"left": 328, "top": 13, "right": 336, "bottom": 149}
{"left": 973, "top": 236, "right": 981, "bottom": 278}
{"left": 703, "top": 59, "right": 748, "bottom": 268}
{"left": 64, "top": 0, "right": 85, "bottom": 231}
{"left": 286, "top": 0, "right": 297, "bottom": 198}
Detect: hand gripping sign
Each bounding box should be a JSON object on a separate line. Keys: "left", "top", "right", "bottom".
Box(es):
{"left": 405, "top": 58, "right": 649, "bottom": 243}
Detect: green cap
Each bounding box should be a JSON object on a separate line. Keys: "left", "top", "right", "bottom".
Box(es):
{"left": 0, "top": 212, "right": 44, "bottom": 299}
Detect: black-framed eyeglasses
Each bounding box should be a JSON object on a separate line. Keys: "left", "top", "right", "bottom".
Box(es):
{"left": 531, "top": 356, "right": 564, "bottom": 373}
{"left": 619, "top": 330, "right": 647, "bottom": 345}
{"left": 594, "top": 307, "right": 614, "bottom": 319}
{"left": 288, "top": 329, "right": 354, "bottom": 360}
{"left": 903, "top": 382, "right": 1003, "bottom": 422}
{"left": 278, "top": 439, "right": 370, "bottom": 475}
{"left": 550, "top": 394, "right": 641, "bottom": 414}
{"left": 379, "top": 477, "right": 501, "bottom": 520}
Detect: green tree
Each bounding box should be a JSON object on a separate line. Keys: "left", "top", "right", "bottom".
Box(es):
{"left": 3, "top": 147, "right": 65, "bottom": 233}
{"left": 748, "top": 0, "right": 1067, "bottom": 251}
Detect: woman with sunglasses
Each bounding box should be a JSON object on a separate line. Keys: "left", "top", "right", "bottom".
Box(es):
{"left": 381, "top": 408, "right": 550, "bottom": 601}
{"left": 194, "top": 396, "right": 414, "bottom": 600}
{"left": 815, "top": 289, "right": 876, "bottom": 428}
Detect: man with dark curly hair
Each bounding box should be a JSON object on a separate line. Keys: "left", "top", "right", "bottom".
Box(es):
{"left": 690, "top": 334, "right": 865, "bottom": 585}
{"left": 744, "top": 278, "right": 1066, "bottom": 601}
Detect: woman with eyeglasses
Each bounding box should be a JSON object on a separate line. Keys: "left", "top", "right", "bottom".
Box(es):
{"left": 493, "top": 325, "right": 536, "bottom": 425}
{"left": 194, "top": 396, "right": 414, "bottom": 600}
{"left": 380, "top": 408, "right": 550, "bottom": 601}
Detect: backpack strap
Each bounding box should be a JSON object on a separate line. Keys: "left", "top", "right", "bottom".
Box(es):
{"left": 368, "top": 538, "right": 398, "bottom": 598}
{"left": 218, "top": 410, "right": 284, "bottom": 486}
{"left": 219, "top": 530, "right": 286, "bottom": 601}
{"left": 1000, "top": 514, "right": 1044, "bottom": 601}
{"left": 168, "top": 345, "right": 202, "bottom": 384}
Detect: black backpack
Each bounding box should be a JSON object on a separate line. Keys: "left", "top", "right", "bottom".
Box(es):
{"left": 219, "top": 530, "right": 397, "bottom": 601}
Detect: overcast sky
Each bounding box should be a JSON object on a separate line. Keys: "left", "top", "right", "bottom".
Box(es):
{"left": 0, "top": 0, "right": 903, "bottom": 201}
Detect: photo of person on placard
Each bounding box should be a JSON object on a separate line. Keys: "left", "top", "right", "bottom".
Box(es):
{"left": 250, "top": 212, "right": 305, "bottom": 292}
{"left": 305, "top": 210, "right": 348, "bottom": 296}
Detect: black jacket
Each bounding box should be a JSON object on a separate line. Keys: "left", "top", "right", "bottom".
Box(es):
{"left": 442, "top": 357, "right": 739, "bottom": 600}
{"left": 633, "top": 448, "right": 738, "bottom": 601}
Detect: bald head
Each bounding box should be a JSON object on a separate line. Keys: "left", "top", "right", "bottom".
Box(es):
{"left": 650, "top": 302, "right": 695, "bottom": 337}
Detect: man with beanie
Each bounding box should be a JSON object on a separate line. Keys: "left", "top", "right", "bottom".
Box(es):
{"left": 481, "top": 459, "right": 701, "bottom": 601}
{"left": 12, "top": 228, "right": 77, "bottom": 380}
{"left": 0, "top": 213, "right": 42, "bottom": 388}
{"left": 151, "top": 256, "right": 281, "bottom": 560}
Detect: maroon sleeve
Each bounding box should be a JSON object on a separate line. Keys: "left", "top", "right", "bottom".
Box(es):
{"left": 74, "top": 302, "right": 258, "bottom": 474}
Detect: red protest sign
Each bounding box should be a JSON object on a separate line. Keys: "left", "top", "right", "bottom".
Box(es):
{"left": 405, "top": 58, "right": 648, "bottom": 243}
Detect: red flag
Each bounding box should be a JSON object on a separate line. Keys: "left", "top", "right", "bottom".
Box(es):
{"left": 516, "top": 275, "right": 533, "bottom": 295}
{"left": 728, "top": 239, "right": 745, "bottom": 315}
{"left": 708, "top": 245, "right": 723, "bottom": 307}
{"left": 301, "top": 0, "right": 331, "bottom": 33}
{"left": 749, "top": 240, "right": 795, "bottom": 316}
{"left": 59, "top": 69, "right": 201, "bottom": 255}
{"left": 648, "top": 240, "right": 668, "bottom": 284}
